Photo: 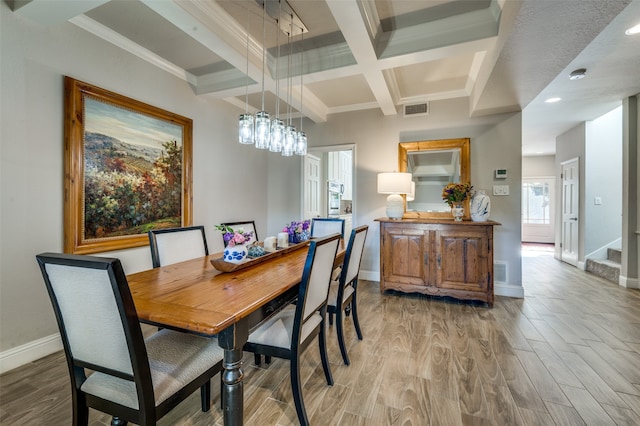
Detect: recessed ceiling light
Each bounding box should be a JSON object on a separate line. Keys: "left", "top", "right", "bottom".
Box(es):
{"left": 625, "top": 23, "right": 640, "bottom": 35}
{"left": 545, "top": 97, "right": 562, "bottom": 103}
{"left": 569, "top": 68, "right": 587, "bottom": 80}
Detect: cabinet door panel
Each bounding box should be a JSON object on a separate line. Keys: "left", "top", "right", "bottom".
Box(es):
{"left": 436, "top": 229, "right": 488, "bottom": 291}
{"left": 382, "top": 229, "right": 428, "bottom": 287}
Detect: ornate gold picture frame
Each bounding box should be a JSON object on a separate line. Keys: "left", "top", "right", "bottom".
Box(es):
{"left": 63, "top": 77, "right": 193, "bottom": 254}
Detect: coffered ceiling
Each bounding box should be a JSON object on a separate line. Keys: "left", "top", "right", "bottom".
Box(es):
{"left": 12, "top": 0, "right": 640, "bottom": 155}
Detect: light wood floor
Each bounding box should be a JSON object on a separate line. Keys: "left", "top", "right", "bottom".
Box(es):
{"left": 2, "top": 249, "right": 640, "bottom": 425}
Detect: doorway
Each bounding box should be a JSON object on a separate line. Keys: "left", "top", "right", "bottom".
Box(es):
{"left": 561, "top": 157, "right": 580, "bottom": 266}
{"left": 303, "top": 145, "right": 355, "bottom": 235}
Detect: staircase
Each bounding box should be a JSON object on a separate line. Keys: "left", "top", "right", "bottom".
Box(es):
{"left": 586, "top": 248, "right": 621, "bottom": 284}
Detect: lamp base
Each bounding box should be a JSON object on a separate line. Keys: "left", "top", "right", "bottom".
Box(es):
{"left": 386, "top": 194, "right": 405, "bottom": 219}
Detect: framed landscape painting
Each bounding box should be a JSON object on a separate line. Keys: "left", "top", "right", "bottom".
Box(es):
{"left": 63, "top": 77, "right": 193, "bottom": 254}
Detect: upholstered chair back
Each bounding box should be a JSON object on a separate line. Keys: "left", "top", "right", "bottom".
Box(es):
{"left": 342, "top": 226, "right": 368, "bottom": 285}
{"left": 300, "top": 233, "right": 341, "bottom": 323}
{"left": 311, "top": 218, "right": 345, "bottom": 238}
{"left": 42, "top": 259, "right": 135, "bottom": 375}
{"left": 148, "top": 226, "right": 208, "bottom": 267}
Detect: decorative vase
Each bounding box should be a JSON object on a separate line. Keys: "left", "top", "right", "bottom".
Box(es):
{"left": 452, "top": 204, "right": 464, "bottom": 222}
{"left": 470, "top": 189, "right": 491, "bottom": 222}
{"left": 289, "top": 231, "right": 310, "bottom": 244}
{"left": 223, "top": 244, "right": 248, "bottom": 264}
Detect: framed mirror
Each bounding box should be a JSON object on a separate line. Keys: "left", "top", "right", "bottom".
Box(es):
{"left": 399, "top": 138, "right": 470, "bottom": 219}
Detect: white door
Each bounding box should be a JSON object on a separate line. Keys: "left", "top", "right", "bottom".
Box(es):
{"left": 303, "top": 154, "right": 321, "bottom": 219}
{"left": 561, "top": 158, "right": 579, "bottom": 266}
{"left": 522, "top": 177, "right": 555, "bottom": 243}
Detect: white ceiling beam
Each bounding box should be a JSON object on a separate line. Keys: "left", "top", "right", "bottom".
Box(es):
{"left": 145, "top": 0, "right": 327, "bottom": 123}
{"left": 326, "top": 0, "right": 397, "bottom": 115}
{"left": 70, "top": 15, "right": 197, "bottom": 86}
{"left": 13, "top": 0, "right": 110, "bottom": 25}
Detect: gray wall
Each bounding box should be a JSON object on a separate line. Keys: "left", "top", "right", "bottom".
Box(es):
{"left": 584, "top": 107, "right": 622, "bottom": 256}
{"left": 523, "top": 155, "right": 555, "bottom": 177}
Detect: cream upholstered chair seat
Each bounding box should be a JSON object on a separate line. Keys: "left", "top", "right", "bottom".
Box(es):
{"left": 328, "top": 283, "right": 355, "bottom": 308}
{"left": 246, "top": 305, "right": 322, "bottom": 349}
{"left": 81, "top": 329, "right": 223, "bottom": 410}
{"left": 36, "top": 252, "right": 224, "bottom": 426}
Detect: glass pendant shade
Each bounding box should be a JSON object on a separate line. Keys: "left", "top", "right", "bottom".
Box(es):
{"left": 282, "top": 125, "right": 296, "bottom": 156}
{"left": 238, "top": 114, "right": 254, "bottom": 144}
{"left": 295, "top": 131, "right": 307, "bottom": 155}
{"left": 269, "top": 118, "right": 284, "bottom": 152}
{"left": 254, "top": 111, "right": 271, "bottom": 149}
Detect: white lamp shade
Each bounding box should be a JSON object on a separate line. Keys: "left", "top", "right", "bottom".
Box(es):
{"left": 377, "top": 172, "right": 412, "bottom": 194}
{"left": 406, "top": 181, "right": 416, "bottom": 201}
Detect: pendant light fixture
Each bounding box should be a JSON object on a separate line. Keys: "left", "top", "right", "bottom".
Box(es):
{"left": 238, "top": 0, "right": 308, "bottom": 156}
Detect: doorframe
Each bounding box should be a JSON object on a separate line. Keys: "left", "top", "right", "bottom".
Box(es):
{"left": 303, "top": 144, "right": 356, "bottom": 221}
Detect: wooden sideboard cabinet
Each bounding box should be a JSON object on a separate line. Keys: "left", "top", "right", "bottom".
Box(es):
{"left": 377, "top": 218, "right": 499, "bottom": 306}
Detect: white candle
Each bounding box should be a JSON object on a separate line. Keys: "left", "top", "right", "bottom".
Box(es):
{"left": 264, "top": 236, "right": 277, "bottom": 252}
{"left": 277, "top": 232, "right": 289, "bottom": 248}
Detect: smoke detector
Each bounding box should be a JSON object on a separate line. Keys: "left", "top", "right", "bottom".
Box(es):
{"left": 569, "top": 68, "right": 587, "bottom": 80}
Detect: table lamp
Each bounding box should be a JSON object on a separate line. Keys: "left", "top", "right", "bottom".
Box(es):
{"left": 377, "top": 172, "right": 412, "bottom": 219}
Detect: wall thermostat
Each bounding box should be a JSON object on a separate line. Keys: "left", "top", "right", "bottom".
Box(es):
{"left": 495, "top": 169, "right": 508, "bottom": 179}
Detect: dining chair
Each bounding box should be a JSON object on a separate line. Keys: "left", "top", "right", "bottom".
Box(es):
{"left": 220, "top": 220, "right": 258, "bottom": 246}
{"left": 310, "top": 217, "right": 345, "bottom": 238}
{"left": 35, "top": 252, "right": 224, "bottom": 426}
{"left": 148, "top": 225, "right": 208, "bottom": 268}
{"left": 243, "top": 233, "right": 341, "bottom": 426}
{"left": 327, "top": 225, "right": 369, "bottom": 365}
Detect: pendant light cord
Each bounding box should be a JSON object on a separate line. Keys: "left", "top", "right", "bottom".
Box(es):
{"left": 260, "top": 1, "right": 266, "bottom": 112}
{"left": 244, "top": 7, "right": 250, "bottom": 114}
{"left": 299, "top": 30, "right": 304, "bottom": 130}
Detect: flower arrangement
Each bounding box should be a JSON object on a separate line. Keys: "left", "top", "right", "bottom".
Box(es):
{"left": 442, "top": 182, "right": 473, "bottom": 207}
{"left": 215, "top": 224, "right": 253, "bottom": 247}
{"left": 283, "top": 219, "right": 311, "bottom": 243}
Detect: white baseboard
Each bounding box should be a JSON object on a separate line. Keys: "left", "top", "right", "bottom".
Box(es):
{"left": 619, "top": 275, "right": 640, "bottom": 289}
{"left": 577, "top": 261, "right": 586, "bottom": 270}
{"left": 359, "top": 269, "right": 379, "bottom": 282}
{"left": 0, "top": 333, "right": 62, "bottom": 374}
{"left": 495, "top": 283, "right": 525, "bottom": 298}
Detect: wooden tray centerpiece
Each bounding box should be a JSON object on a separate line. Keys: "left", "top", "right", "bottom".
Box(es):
{"left": 210, "top": 241, "right": 310, "bottom": 273}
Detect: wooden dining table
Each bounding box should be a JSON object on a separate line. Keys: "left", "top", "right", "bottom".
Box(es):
{"left": 126, "top": 239, "right": 345, "bottom": 426}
